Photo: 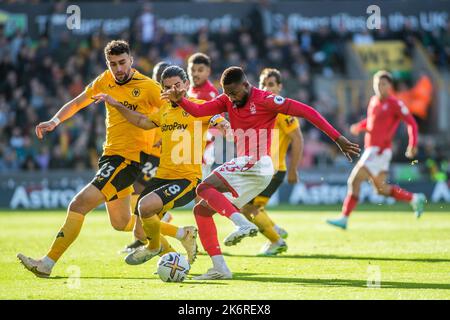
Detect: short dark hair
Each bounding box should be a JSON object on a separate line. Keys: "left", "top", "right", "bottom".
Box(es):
{"left": 152, "top": 61, "right": 171, "bottom": 83}
{"left": 104, "top": 40, "right": 130, "bottom": 57}
{"left": 373, "top": 70, "right": 393, "bottom": 84}
{"left": 161, "top": 65, "right": 188, "bottom": 82}
{"left": 259, "top": 68, "right": 282, "bottom": 87}
{"left": 220, "top": 67, "right": 246, "bottom": 86}
{"left": 188, "top": 52, "right": 211, "bottom": 67}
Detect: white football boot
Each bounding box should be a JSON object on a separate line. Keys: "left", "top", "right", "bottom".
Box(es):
{"left": 223, "top": 222, "right": 258, "bottom": 246}
{"left": 193, "top": 268, "right": 232, "bottom": 280}
{"left": 17, "top": 254, "right": 53, "bottom": 278}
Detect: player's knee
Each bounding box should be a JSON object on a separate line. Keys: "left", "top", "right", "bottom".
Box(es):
{"left": 68, "top": 195, "right": 90, "bottom": 215}
{"left": 375, "top": 184, "right": 390, "bottom": 196}
{"left": 137, "top": 197, "right": 162, "bottom": 218}
{"left": 110, "top": 218, "right": 129, "bottom": 231}
{"left": 196, "top": 182, "right": 209, "bottom": 197}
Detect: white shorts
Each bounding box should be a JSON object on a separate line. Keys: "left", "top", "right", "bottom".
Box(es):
{"left": 358, "top": 146, "right": 392, "bottom": 177}
{"left": 212, "top": 155, "right": 274, "bottom": 209}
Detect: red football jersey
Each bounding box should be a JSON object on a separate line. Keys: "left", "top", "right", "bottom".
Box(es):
{"left": 179, "top": 87, "right": 341, "bottom": 160}
{"left": 189, "top": 80, "right": 219, "bottom": 101}
{"left": 354, "top": 95, "right": 418, "bottom": 151}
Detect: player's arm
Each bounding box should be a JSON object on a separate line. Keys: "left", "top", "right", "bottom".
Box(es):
{"left": 287, "top": 127, "right": 304, "bottom": 184}
{"left": 398, "top": 101, "right": 419, "bottom": 159}
{"left": 270, "top": 97, "right": 360, "bottom": 161}
{"left": 92, "top": 93, "right": 157, "bottom": 130}
{"left": 350, "top": 118, "right": 367, "bottom": 136}
{"left": 161, "top": 85, "right": 226, "bottom": 117}
{"left": 35, "top": 92, "right": 92, "bottom": 139}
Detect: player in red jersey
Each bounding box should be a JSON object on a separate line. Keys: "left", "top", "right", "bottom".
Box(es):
{"left": 327, "top": 70, "right": 426, "bottom": 230}
{"left": 187, "top": 52, "right": 222, "bottom": 179}
{"left": 162, "top": 66, "right": 360, "bottom": 279}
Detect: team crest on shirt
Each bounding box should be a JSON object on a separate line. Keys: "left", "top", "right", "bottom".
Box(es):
{"left": 209, "top": 91, "right": 216, "bottom": 98}
{"left": 274, "top": 95, "right": 285, "bottom": 105}
{"left": 382, "top": 103, "right": 388, "bottom": 111}
{"left": 132, "top": 88, "right": 140, "bottom": 97}
{"left": 250, "top": 102, "right": 257, "bottom": 114}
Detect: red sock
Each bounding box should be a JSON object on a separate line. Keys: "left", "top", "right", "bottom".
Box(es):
{"left": 390, "top": 186, "right": 413, "bottom": 202}
{"left": 196, "top": 182, "right": 238, "bottom": 218}
{"left": 342, "top": 194, "right": 359, "bottom": 217}
{"left": 193, "top": 204, "right": 222, "bottom": 257}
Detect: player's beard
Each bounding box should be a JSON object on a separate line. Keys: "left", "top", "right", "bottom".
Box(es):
{"left": 234, "top": 92, "right": 249, "bottom": 108}
{"left": 115, "top": 69, "right": 132, "bottom": 84}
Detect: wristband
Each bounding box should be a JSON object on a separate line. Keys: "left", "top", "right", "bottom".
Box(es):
{"left": 52, "top": 117, "right": 61, "bottom": 126}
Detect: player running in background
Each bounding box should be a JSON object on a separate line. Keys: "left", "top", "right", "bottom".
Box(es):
{"left": 163, "top": 66, "right": 360, "bottom": 279}
{"left": 187, "top": 53, "right": 222, "bottom": 179}
{"left": 17, "top": 40, "right": 167, "bottom": 277}
{"left": 241, "top": 68, "right": 304, "bottom": 256}
{"left": 95, "top": 66, "right": 227, "bottom": 266}
{"left": 122, "top": 61, "right": 198, "bottom": 260}
{"left": 327, "top": 70, "right": 426, "bottom": 230}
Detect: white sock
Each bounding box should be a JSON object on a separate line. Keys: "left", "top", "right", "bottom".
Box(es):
{"left": 175, "top": 227, "right": 186, "bottom": 240}
{"left": 42, "top": 256, "right": 55, "bottom": 268}
{"left": 211, "top": 255, "right": 230, "bottom": 272}
{"left": 229, "top": 213, "right": 250, "bottom": 227}
{"left": 161, "top": 212, "right": 171, "bottom": 222}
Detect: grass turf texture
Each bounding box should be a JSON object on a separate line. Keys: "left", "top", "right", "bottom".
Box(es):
{"left": 1, "top": 204, "right": 449, "bottom": 300}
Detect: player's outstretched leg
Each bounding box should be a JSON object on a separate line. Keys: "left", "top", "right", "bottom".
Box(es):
{"left": 196, "top": 181, "right": 258, "bottom": 246}
{"left": 193, "top": 202, "right": 232, "bottom": 280}
{"left": 17, "top": 184, "right": 105, "bottom": 278}
{"left": 125, "top": 193, "right": 165, "bottom": 265}
{"left": 326, "top": 165, "right": 368, "bottom": 230}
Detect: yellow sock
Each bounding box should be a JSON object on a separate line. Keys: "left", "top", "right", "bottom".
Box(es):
{"left": 160, "top": 221, "right": 179, "bottom": 238}
{"left": 47, "top": 211, "right": 85, "bottom": 262}
{"left": 123, "top": 214, "right": 137, "bottom": 232}
{"left": 159, "top": 235, "right": 176, "bottom": 255}
{"left": 258, "top": 207, "right": 276, "bottom": 227}
{"left": 141, "top": 215, "right": 161, "bottom": 250}
{"left": 253, "top": 209, "right": 280, "bottom": 243}
{"left": 130, "top": 194, "right": 139, "bottom": 215}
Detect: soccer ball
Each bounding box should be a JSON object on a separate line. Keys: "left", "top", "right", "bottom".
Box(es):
{"left": 156, "top": 252, "right": 190, "bottom": 282}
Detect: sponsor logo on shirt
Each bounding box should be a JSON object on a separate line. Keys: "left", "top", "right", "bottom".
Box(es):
{"left": 121, "top": 101, "right": 138, "bottom": 111}
{"left": 161, "top": 122, "right": 188, "bottom": 132}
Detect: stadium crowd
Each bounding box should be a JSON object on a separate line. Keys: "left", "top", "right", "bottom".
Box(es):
{"left": 0, "top": 2, "right": 449, "bottom": 174}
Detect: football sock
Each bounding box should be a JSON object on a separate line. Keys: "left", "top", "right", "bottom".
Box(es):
{"left": 342, "top": 194, "right": 359, "bottom": 217}
{"left": 123, "top": 214, "right": 136, "bottom": 232}
{"left": 196, "top": 182, "right": 239, "bottom": 218}
{"left": 160, "top": 221, "right": 179, "bottom": 238}
{"left": 47, "top": 211, "right": 85, "bottom": 262}
{"left": 194, "top": 204, "right": 222, "bottom": 256}
{"left": 257, "top": 207, "right": 276, "bottom": 227}
{"left": 175, "top": 228, "right": 186, "bottom": 240}
{"left": 253, "top": 208, "right": 280, "bottom": 243}
{"left": 390, "top": 186, "right": 414, "bottom": 202}
{"left": 141, "top": 215, "right": 161, "bottom": 251}
{"left": 229, "top": 212, "right": 251, "bottom": 227}
{"left": 211, "top": 255, "right": 230, "bottom": 272}
{"left": 159, "top": 235, "right": 176, "bottom": 255}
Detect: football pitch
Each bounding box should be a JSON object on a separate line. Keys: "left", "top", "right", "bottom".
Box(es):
{"left": 1, "top": 204, "right": 449, "bottom": 300}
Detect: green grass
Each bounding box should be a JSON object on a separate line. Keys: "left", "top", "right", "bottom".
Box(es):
{"left": 1, "top": 206, "right": 450, "bottom": 300}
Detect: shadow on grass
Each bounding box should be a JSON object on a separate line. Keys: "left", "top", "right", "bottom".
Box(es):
{"left": 232, "top": 273, "right": 450, "bottom": 290}
{"left": 222, "top": 253, "right": 450, "bottom": 263}
{"left": 49, "top": 275, "right": 227, "bottom": 285}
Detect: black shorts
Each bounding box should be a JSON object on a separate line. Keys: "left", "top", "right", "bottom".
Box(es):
{"left": 135, "top": 177, "right": 200, "bottom": 216}
{"left": 135, "top": 153, "right": 160, "bottom": 186}
{"left": 91, "top": 155, "right": 141, "bottom": 202}
{"left": 252, "top": 170, "right": 286, "bottom": 201}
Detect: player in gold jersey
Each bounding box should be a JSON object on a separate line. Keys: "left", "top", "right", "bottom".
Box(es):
{"left": 242, "top": 68, "right": 304, "bottom": 256}
{"left": 123, "top": 62, "right": 200, "bottom": 264}
{"left": 17, "top": 40, "right": 168, "bottom": 278}
{"left": 93, "top": 66, "right": 227, "bottom": 265}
